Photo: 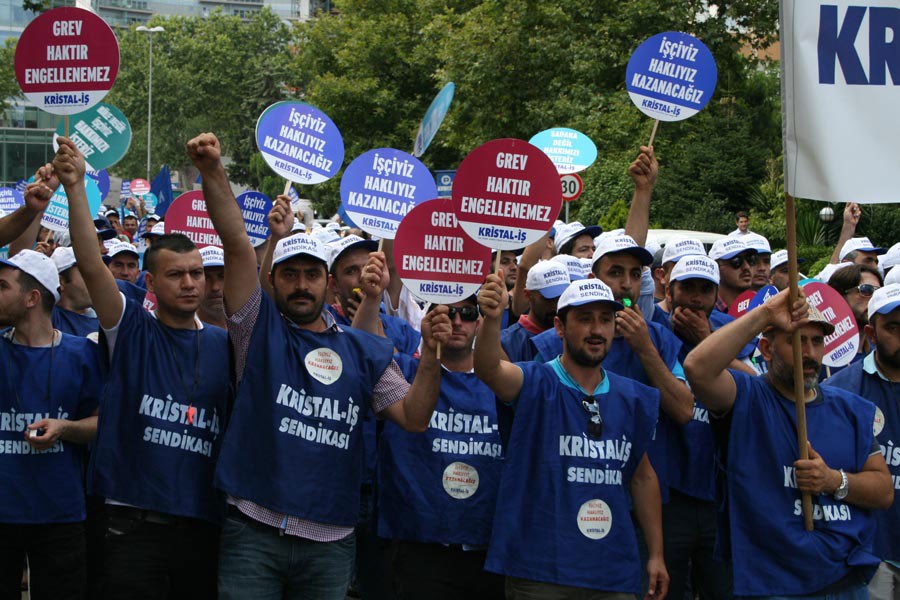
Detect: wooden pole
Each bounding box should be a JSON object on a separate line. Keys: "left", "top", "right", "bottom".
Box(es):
{"left": 648, "top": 119, "right": 660, "bottom": 147}
{"left": 786, "top": 192, "right": 814, "bottom": 531}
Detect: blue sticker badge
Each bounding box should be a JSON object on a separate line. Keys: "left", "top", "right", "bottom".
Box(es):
{"left": 340, "top": 148, "right": 438, "bottom": 239}
{"left": 41, "top": 178, "right": 102, "bottom": 232}
{"left": 749, "top": 285, "right": 779, "bottom": 311}
{"left": 528, "top": 128, "right": 598, "bottom": 174}
{"left": 0, "top": 188, "right": 24, "bottom": 213}
{"left": 434, "top": 170, "right": 455, "bottom": 198}
{"left": 87, "top": 168, "right": 110, "bottom": 201}
{"left": 414, "top": 82, "right": 455, "bottom": 158}
{"left": 626, "top": 31, "right": 717, "bottom": 122}
{"left": 255, "top": 101, "right": 344, "bottom": 185}
{"left": 236, "top": 191, "right": 272, "bottom": 245}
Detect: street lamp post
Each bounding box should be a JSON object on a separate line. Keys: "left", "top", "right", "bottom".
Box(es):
{"left": 136, "top": 26, "right": 165, "bottom": 181}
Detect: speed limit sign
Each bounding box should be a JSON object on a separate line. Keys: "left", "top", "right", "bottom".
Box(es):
{"left": 560, "top": 173, "right": 583, "bottom": 202}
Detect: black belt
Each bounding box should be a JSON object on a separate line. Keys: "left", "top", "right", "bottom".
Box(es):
{"left": 106, "top": 504, "right": 189, "bottom": 527}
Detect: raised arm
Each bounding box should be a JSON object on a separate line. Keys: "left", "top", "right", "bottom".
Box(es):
{"left": 350, "top": 251, "right": 388, "bottom": 339}
{"left": 53, "top": 139, "right": 123, "bottom": 329}
{"left": 829, "top": 202, "right": 860, "bottom": 264}
{"left": 259, "top": 194, "right": 294, "bottom": 297}
{"left": 186, "top": 133, "right": 258, "bottom": 313}
{"left": 0, "top": 170, "right": 54, "bottom": 249}
{"left": 474, "top": 273, "right": 524, "bottom": 404}
{"left": 624, "top": 145, "right": 658, "bottom": 248}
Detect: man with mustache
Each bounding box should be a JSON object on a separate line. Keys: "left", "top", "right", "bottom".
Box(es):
{"left": 474, "top": 275, "right": 668, "bottom": 599}
{"left": 197, "top": 246, "right": 226, "bottom": 329}
{"left": 825, "top": 284, "right": 900, "bottom": 600}
{"left": 685, "top": 288, "right": 892, "bottom": 598}
{"left": 708, "top": 237, "right": 757, "bottom": 314}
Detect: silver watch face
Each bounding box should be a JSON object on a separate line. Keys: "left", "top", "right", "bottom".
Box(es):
{"left": 835, "top": 471, "right": 849, "bottom": 500}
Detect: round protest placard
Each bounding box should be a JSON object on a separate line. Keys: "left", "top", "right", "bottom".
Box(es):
{"left": 413, "top": 82, "right": 455, "bottom": 158}
{"left": 164, "top": 191, "right": 222, "bottom": 248}
{"left": 451, "top": 138, "right": 562, "bottom": 251}
{"left": 236, "top": 191, "right": 272, "bottom": 246}
{"left": 802, "top": 281, "right": 859, "bottom": 367}
{"left": 14, "top": 6, "right": 119, "bottom": 115}
{"left": 626, "top": 31, "right": 717, "bottom": 122}
{"left": 393, "top": 198, "right": 491, "bottom": 305}
{"left": 528, "top": 128, "right": 597, "bottom": 174}
{"left": 728, "top": 289, "right": 758, "bottom": 319}
{"left": 255, "top": 101, "right": 344, "bottom": 185}
{"left": 40, "top": 177, "right": 102, "bottom": 232}
{"left": 54, "top": 103, "right": 131, "bottom": 170}
{"left": 0, "top": 188, "right": 24, "bottom": 213}
{"left": 340, "top": 148, "right": 438, "bottom": 240}
{"left": 130, "top": 178, "right": 151, "bottom": 196}
{"left": 87, "top": 168, "right": 110, "bottom": 201}
{"left": 748, "top": 285, "right": 779, "bottom": 311}
{"left": 141, "top": 191, "right": 158, "bottom": 214}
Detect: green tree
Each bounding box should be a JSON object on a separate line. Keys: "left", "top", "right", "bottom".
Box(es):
{"left": 0, "top": 39, "right": 20, "bottom": 110}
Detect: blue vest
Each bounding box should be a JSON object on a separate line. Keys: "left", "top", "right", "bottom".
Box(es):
{"left": 116, "top": 278, "right": 147, "bottom": 306}
{"left": 89, "top": 300, "right": 230, "bottom": 523}
{"left": 531, "top": 320, "right": 683, "bottom": 503}
{"left": 0, "top": 333, "right": 101, "bottom": 523}
{"left": 500, "top": 321, "right": 539, "bottom": 363}
{"left": 52, "top": 306, "right": 99, "bottom": 338}
{"left": 485, "top": 361, "right": 659, "bottom": 593}
{"left": 826, "top": 358, "right": 900, "bottom": 563}
{"left": 378, "top": 353, "right": 503, "bottom": 546}
{"left": 215, "top": 294, "right": 394, "bottom": 526}
{"left": 722, "top": 371, "right": 880, "bottom": 595}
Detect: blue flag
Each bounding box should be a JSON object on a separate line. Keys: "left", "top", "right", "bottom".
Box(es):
{"left": 150, "top": 165, "right": 174, "bottom": 217}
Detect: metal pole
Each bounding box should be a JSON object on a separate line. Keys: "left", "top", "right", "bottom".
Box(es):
{"left": 146, "top": 33, "right": 153, "bottom": 180}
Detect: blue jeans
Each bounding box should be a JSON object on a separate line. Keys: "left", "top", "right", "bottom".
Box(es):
{"left": 738, "top": 583, "right": 868, "bottom": 600}
{"left": 218, "top": 513, "right": 355, "bottom": 600}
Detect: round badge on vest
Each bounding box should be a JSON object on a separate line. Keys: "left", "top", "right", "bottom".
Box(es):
{"left": 874, "top": 406, "right": 885, "bottom": 437}
{"left": 304, "top": 348, "right": 343, "bottom": 385}
{"left": 442, "top": 461, "right": 479, "bottom": 499}
{"left": 577, "top": 498, "right": 613, "bottom": 540}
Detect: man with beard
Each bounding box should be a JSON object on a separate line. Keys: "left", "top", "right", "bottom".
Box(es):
{"left": 708, "top": 238, "right": 757, "bottom": 313}
{"left": 474, "top": 275, "right": 667, "bottom": 598}
{"left": 197, "top": 246, "right": 226, "bottom": 329}
{"left": 685, "top": 288, "right": 892, "bottom": 598}
{"left": 501, "top": 260, "right": 569, "bottom": 363}
{"left": 187, "top": 132, "right": 450, "bottom": 599}
{"left": 826, "top": 284, "right": 900, "bottom": 600}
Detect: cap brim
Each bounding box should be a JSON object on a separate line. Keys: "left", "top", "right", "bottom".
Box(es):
{"left": 0, "top": 258, "right": 21, "bottom": 272}
{"left": 536, "top": 282, "right": 570, "bottom": 299}
{"left": 563, "top": 297, "right": 625, "bottom": 312}
{"left": 272, "top": 251, "right": 328, "bottom": 270}
{"left": 97, "top": 229, "right": 118, "bottom": 241}
{"left": 624, "top": 247, "right": 654, "bottom": 266}
{"left": 810, "top": 319, "right": 836, "bottom": 336}
{"left": 671, "top": 273, "right": 719, "bottom": 285}
{"left": 203, "top": 261, "right": 225, "bottom": 268}
{"left": 717, "top": 248, "right": 758, "bottom": 261}
{"left": 872, "top": 300, "right": 900, "bottom": 318}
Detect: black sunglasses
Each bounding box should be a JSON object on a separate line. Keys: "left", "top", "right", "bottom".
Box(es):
{"left": 447, "top": 306, "right": 480, "bottom": 322}
{"left": 849, "top": 284, "right": 880, "bottom": 298}
{"left": 725, "top": 254, "right": 758, "bottom": 269}
{"left": 582, "top": 396, "right": 603, "bottom": 438}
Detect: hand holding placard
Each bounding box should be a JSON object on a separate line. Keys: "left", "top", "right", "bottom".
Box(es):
{"left": 477, "top": 273, "right": 509, "bottom": 322}
{"left": 267, "top": 195, "right": 294, "bottom": 241}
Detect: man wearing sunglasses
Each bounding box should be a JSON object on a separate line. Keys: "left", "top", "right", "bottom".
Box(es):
{"left": 826, "top": 285, "right": 900, "bottom": 600}
{"left": 685, "top": 288, "right": 891, "bottom": 599}
{"left": 708, "top": 237, "right": 758, "bottom": 314}
{"left": 475, "top": 275, "right": 667, "bottom": 599}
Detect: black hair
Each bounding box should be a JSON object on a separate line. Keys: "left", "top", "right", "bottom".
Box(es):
{"left": 736, "top": 211, "right": 749, "bottom": 219}
{"left": 827, "top": 263, "right": 883, "bottom": 295}
{"left": 143, "top": 233, "right": 197, "bottom": 275}
{"left": 17, "top": 270, "right": 55, "bottom": 314}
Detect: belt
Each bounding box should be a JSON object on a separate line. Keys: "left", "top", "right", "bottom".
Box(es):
{"left": 226, "top": 504, "right": 285, "bottom": 536}
{"left": 106, "top": 504, "right": 187, "bottom": 527}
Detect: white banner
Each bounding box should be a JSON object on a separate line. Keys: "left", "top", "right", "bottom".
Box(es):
{"left": 781, "top": 0, "right": 900, "bottom": 204}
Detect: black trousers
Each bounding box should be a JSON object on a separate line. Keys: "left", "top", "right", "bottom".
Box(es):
{"left": 0, "top": 521, "right": 86, "bottom": 600}
{"left": 98, "top": 505, "right": 219, "bottom": 600}
{"left": 390, "top": 540, "right": 504, "bottom": 600}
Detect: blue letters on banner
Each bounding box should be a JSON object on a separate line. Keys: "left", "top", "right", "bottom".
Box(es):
{"left": 15, "top": 180, "right": 27, "bottom": 193}
{"left": 255, "top": 101, "right": 344, "bottom": 185}
{"left": 414, "top": 82, "right": 455, "bottom": 158}
{"left": 87, "top": 168, "right": 110, "bottom": 201}
{"left": 120, "top": 179, "right": 131, "bottom": 199}
{"left": 626, "top": 31, "right": 718, "bottom": 122}
{"left": 818, "top": 5, "right": 900, "bottom": 86}
{"left": 749, "top": 285, "right": 779, "bottom": 312}
{"left": 0, "top": 188, "right": 24, "bottom": 213}
{"left": 236, "top": 191, "right": 272, "bottom": 245}
{"left": 528, "top": 128, "right": 598, "bottom": 174}
{"left": 339, "top": 148, "right": 438, "bottom": 240}
{"left": 41, "top": 178, "right": 102, "bottom": 232}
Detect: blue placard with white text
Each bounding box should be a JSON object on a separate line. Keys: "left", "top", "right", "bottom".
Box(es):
{"left": 41, "top": 178, "right": 102, "bottom": 232}
{"left": 236, "top": 191, "right": 272, "bottom": 245}
{"left": 528, "top": 128, "right": 597, "bottom": 174}
{"left": 0, "top": 188, "right": 24, "bottom": 213}
{"left": 87, "top": 168, "right": 110, "bottom": 201}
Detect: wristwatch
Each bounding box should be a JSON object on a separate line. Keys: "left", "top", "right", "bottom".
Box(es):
{"left": 833, "top": 469, "right": 849, "bottom": 501}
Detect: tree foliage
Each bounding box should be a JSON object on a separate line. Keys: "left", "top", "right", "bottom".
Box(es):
{"left": 0, "top": 39, "right": 20, "bottom": 109}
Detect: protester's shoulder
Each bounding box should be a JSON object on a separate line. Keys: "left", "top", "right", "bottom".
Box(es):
{"left": 606, "top": 370, "right": 660, "bottom": 410}
{"left": 709, "top": 309, "right": 734, "bottom": 328}
{"left": 646, "top": 318, "right": 683, "bottom": 352}
{"left": 516, "top": 359, "right": 552, "bottom": 385}
{"left": 199, "top": 322, "right": 229, "bottom": 344}
{"left": 340, "top": 323, "right": 394, "bottom": 351}
{"left": 822, "top": 359, "right": 865, "bottom": 389}
{"left": 820, "top": 380, "right": 875, "bottom": 410}
{"left": 58, "top": 330, "right": 102, "bottom": 365}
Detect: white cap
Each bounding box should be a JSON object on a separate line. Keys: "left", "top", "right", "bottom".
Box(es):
{"left": 669, "top": 255, "right": 720, "bottom": 285}
{"left": 880, "top": 243, "right": 900, "bottom": 270}
{"left": 708, "top": 237, "right": 755, "bottom": 261}
{"left": 525, "top": 260, "right": 571, "bottom": 298}
{"left": 868, "top": 284, "right": 900, "bottom": 320}
{"left": 554, "top": 221, "right": 602, "bottom": 254}
{"left": 325, "top": 222, "right": 341, "bottom": 231}
{"left": 644, "top": 238, "right": 661, "bottom": 260}
{"left": 662, "top": 237, "right": 705, "bottom": 265}
{"left": 51, "top": 246, "right": 77, "bottom": 273}
{"left": 839, "top": 237, "right": 886, "bottom": 261}
{"left": 107, "top": 241, "right": 140, "bottom": 259}
{"left": 549, "top": 254, "right": 592, "bottom": 281}
{"left": 591, "top": 232, "right": 653, "bottom": 268}
{"left": 557, "top": 279, "right": 624, "bottom": 312}
{"left": 885, "top": 266, "right": 900, "bottom": 286}
{"left": 272, "top": 234, "right": 329, "bottom": 270}
{"left": 311, "top": 227, "right": 342, "bottom": 247}
{"left": 0, "top": 249, "right": 60, "bottom": 302}
{"left": 141, "top": 221, "right": 167, "bottom": 239}
{"left": 326, "top": 235, "right": 377, "bottom": 271}
{"left": 743, "top": 233, "right": 772, "bottom": 255}
{"left": 769, "top": 249, "right": 807, "bottom": 271}
{"left": 816, "top": 262, "right": 853, "bottom": 283}
{"left": 200, "top": 246, "right": 225, "bottom": 268}
{"left": 291, "top": 221, "right": 306, "bottom": 233}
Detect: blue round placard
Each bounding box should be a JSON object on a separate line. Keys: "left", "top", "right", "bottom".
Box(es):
{"left": 40, "top": 177, "right": 102, "bottom": 232}
{"left": 528, "top": 127, "right": 598, "bottom": 174}
{"left": 236, "top": 191, "right": 272, "bottom": 245}
{"left": 413, "top": 82, "right": 455, "bottom": 158}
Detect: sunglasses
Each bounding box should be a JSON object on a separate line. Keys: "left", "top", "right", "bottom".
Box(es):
{"left": 849, "top": 284, "right": 880, "bottom": 298}
{"left": 582, "top": 396, "right": 603, "bottom": 438}
{"left": 447, "top": 306, "right": 480, "bottom": 322}
{"left": 724, "top": 254, "right": 758, "bottom": 269}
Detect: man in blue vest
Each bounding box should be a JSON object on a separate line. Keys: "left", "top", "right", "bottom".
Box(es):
{"left": 501, "top": 259, "right": 569, "bottom": 363}
{"left": 50, "top": 247, "right": 100, "bottom": 338}
{"left": 55, "top": 137, "right": 231, "bottom": 599}
{"left": 474, "top": 273, "right": 668, "bottom": 599}
{"left": 826, "top": 284, "right": 900, "bottom": 600}
{"left": 186, "top": 132, "right": 450, "bottom": 600}
{"left": 684, "top": 288, "right": 893, "bottom": 598}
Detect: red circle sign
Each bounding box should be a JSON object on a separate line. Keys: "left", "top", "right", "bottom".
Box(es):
{"left": 728, "top": 289, "right": 757, "bottom": 319}
{"left": 802, "top": 281, "right": 859, "bottom": 367}
{"left": 130, "top": 178, "right": 151, "bottom": 196}
{"left": 560, "top": 173, "right": 583, "bottom": 202}
{"left": 451, "top": 138, "right": 562, "bottom": 251}
{"left": 14, "top": 7, "right": 119, "bottom": 115}
{"left": 393, "top": 198, "right": 491, "bottom": 305}
{"left": 164, "top": 191, "right": 222, "bottom": 248}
